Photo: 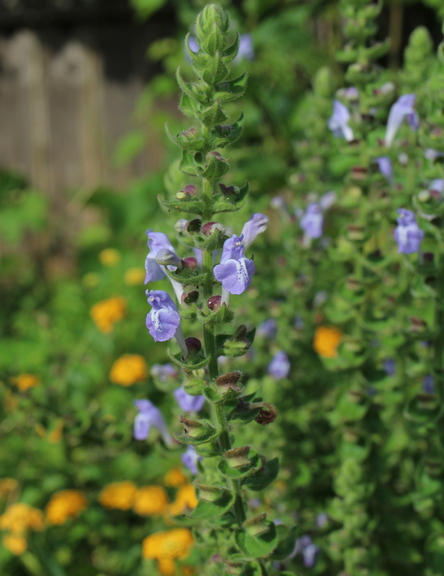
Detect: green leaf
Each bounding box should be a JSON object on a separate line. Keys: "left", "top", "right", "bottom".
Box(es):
{"left": 235, "top": 522, "right": 279, "bottom": 558}
{"left": 158, "top": 195, "right": 205, "bottom": 215}
{"left": 269, "top": 525, "right": 298, "bottom": 560}
{"left": 218, "top": 451, "right": 263, "bottom": 480}
{"left": 215, "top": 72, "right": 248, "bottom": 102}
{"left": 167, "top": 349, "right": 210, "bottom": 370}
{"left": 175, "top": 419, "right": 219, "bottom": 446}
{"left": 163, "top": 267, "right": 208, "bottom": 286}
{"left": 198, "top": 152, "right": 230, "bottom": 179}
{"left": 200, "top": 52, "right": 229, "bottom": 85}
{"left": 179, "top": 149, "right": 199, "bottom": 177}
{"left": 165, "top": 123, "right": 206, "bottom": 151}
{"left": 213, "top": 180, "right": 249, "bottom": 213}
{"left": 212, "top": 113, "right": 244, "bottom": 148}
{"left": 243, "top": 458, "right": 279, "bottom": 491}
{"left": 179, "top": 92, "right": 200, "bottom": 120}
{"left": 200, "top": 100, "right": 228, "bottom": 127}
{"left": 176, "top": 67, "right": 207, "bottom": 104}
{"left": 404, "top": 395, "right": 442, "bottom": 426}
{"left": 188, "top": 490, "right": 235, "bottom": 520}
{"left": 222, "top": 32, "right": 240, "bottom": 64}
{"left": 197, "top": 303, "right": 234, "bottom": 326}
{"left": 130, "top": 0, "right": 166, "bottom": 20}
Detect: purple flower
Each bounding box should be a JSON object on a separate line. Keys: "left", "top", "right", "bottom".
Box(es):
{"left": 315, "top": 513, "right": 329, "bottom": 528}
{"left": 425, "top": 148, "right": 444, "bottom": 162}
{"left": 429, "top": 179, "right": 443, "bottom": 195}
{"left": 375, "top": 156, "right": 393, "bottom": 183}
{"left": 288, "top": 535, "right": 320, "bottom": 568}
{"left": 145, "top": 230, "right": 177, "bottom": 284}
{"left": 268, "top": 351, "right": 290, "bottom": 380}
{"left": 181, "top": 445, "right": 201, "bottom": 475}
{"left": 151, "top": 363, "right": 179, "bottom": 382}
{"left": 394, "top": 209, "right": 424, "bottom": 254}
{"left": 423, "top": 375, "right": 434, "bottom": 394}
{"left": 257, "top": 318, "right": 278, "bottom": 339}
{"left": 146, "top": 290, "right": 181, "bottom": 342}
{"left": 235, "top": 34, "right": 254, "bottom": 62}
{"left": 385, "top": 94, "right": 419, "bottom": 147}
{"left": 133, "top": 399, "right": 171, "bottom": 444}
{"left": 174, "top": 386, "right": 205, "bottom": 412}
{"left": 328, "top": 100, "right": 354, "bottom": 141}
{"left": 300, "top": 203, "right": 323, "bottom": 239}
{"left": 383, "top": 359, "right": 396, "bottom": 376}
{"left": 213, "top": 213, "right": 268, "bottom": 296}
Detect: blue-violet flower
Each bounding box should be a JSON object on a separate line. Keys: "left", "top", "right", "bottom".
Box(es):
{"left": 385, "top": 94, "right": 419, "bottom": 147}
{"left": 394, "top": 209, "right": 424, "bottom": 254}
{"left": 268, "top": 351, "right": 290, "bottom": 380}
{"left": 181, "top": 445, "right": 201, "bottom": 475}
{"left": 174, "top": 386, "right": 205, "bottom": 412}
{"left": 146, "top": 290, "right": 181, "bottom": 342}
{"left": 133, "top": 399, "right": 171, "bottom": 444}
{"left": 328, "top": 100, "right": 354, "bottom": 141}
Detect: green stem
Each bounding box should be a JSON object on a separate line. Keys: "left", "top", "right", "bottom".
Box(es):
{"left": 200, "top": 176, "right": 246, "bottom": 526}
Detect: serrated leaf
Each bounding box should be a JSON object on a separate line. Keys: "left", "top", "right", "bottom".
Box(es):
{"left": 165, "top": 123, "right": 206, "bottom": 151}
{"left": 235, "top": 523, "right": 279, "bottom": 558}
{"left": 179, "top": 92, "right": 200, "bottom": 120}
{"left": 200, "top": 101, "right": 228, "bottom": 127}
{"left": 243, "top": 458, "right": 279, "bottom": 492}
{"left": 222, "top": 32, "right": 240, "bottom": 64}
{"left": 198, "top": 152, "right": 230, "bottom": 179}
{"left": 176, "top": 67, "right": 207, "bottom": 104}
{"left": 215, "top": 72, "right": 248, "bottom": 102}
{"left": 158, "top": 195, "right": 205, "bottom": 215}
{"left": 188, "top": 490, "right": 234, "bottom": 520}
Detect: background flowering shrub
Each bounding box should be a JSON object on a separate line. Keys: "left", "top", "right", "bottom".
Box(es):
{"left": 2, "top": 0, "right": 444, "bottom": 575}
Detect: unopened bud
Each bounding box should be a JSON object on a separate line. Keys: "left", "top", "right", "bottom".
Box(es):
{"left": 216, "top": 124, "right": 231, "bottom": 137}
{"left": 183, "top": 257, "right": 198, "bottom": 270}
{"left": 155, "top": 249, "right": 183, "bottom": 269}
{"left": 181, "top": 127, "right": 198, "bottom": 141}
{"left": 179, "top": 415, "right": 206, "bottom": 438}
{"left": 177, "top": 184, "right": 198, "bottom": 201}
{"left": 182, "top": 290, "right": 199, "bottom": 305}
{"left": 175, "top": 219, "right": 189, "bottom": 233}
{"left": 208, "top": 295, "right": 222, "bottom": 311}
{"left": 195, "top": 483, "right": 226, "bottom": 503}
{"left": 185, "top": 337, "right": 202, "bottom": 353}
{"left": 219, "top": 183, "right": 236, "bottom": 195}
{"left": 202, "top": 221, "right": 225, "bottom": 236}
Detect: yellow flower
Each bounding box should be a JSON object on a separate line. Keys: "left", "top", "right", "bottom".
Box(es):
{"left": 124, "top": 267, "right": 145, "bottom": 286}
{"left": 169, "top": 485, "right": 198, "bottom": 517}
{"left": 11, "top": 374, "right": 40, "bottom": 392}
{"left": 157, "top": 558, "right": 175, "bottom": 575}
{"left": 90, "top": 297, "right": 126, "bottom": 333}
{"left": 0, "top": 478, "right": 18, "bottom": 499}
{"left": 164, "top": 468, "right": 187, "bottom": 488}
{"left": 142, "top": 528, "right": 194, "bottom": 564}
{"left": 133, "top": 486, "right": 169, "bottom": 516}
{"left": 0, "top": 503, "right": 44, "bottom": 533}
{"left": 3, "top": 534, "right": 27, "bottom": 555}
{"left": 313, "top": 326, "right": 343, "bottom": 358}
{"left": 46, "top": 490, "right": 87, "bottom": 525}
{"left": 109, "top": 355, "right": 148, "bottom": 386}
{"left": 98, "top": 481, "right": 137, "bottom": 510}
{"left": 99, "top": 248, "right": 121, "bottom": 267}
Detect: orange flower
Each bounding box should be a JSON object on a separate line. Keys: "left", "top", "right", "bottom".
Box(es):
{"left": 46, "top": 490, "right": 87, "bottom": 525}
{"left": 0, "top": 503, "right": 44, "bottom": 533}
{"left": 11, "top": 374, "right": 41, "bottom": 391}
{"left": 3, "top": 534, "right": 27, "bottom": 555}
{"left": 164, "top": 468, "right": 187, "bottom": 488}
{"left": 142, "top": 528, "right": 194, "bottom": 572}
{"left": 313, "top": 326, "right": 343, "bottom": 358}
{"left": 109, "top": 355, "right": 148, "bottom": 386}
{"left": 169, "top": 485, "right": 198, "bottom": 516}
{"left": 133, "top": 486, "right": 169, "bottom": 516}
{"left": 90, "top": 297, "right": 126, "bottom": 333}
{"left": 98, "top": 481, "right": 137, "bottom": 510}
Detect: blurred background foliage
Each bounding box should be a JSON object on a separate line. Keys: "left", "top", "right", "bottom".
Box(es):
{"left": 1, "top": 0, "right": 444, "bottom": 575}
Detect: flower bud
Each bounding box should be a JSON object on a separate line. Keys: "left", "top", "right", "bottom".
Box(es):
{"left": 207, "top": 295, "right": 222, "bottom": 310}
{"left": 195, "top": 483, "right": 227, "bottom": 503}
{"left": 182, "top": 290, "right": 199, "bottom": 305}
{"left": 233, "top": 325, "right": 247, "bottom": 340}
{"left": 185, "top": 337, "right": 202, "bottom": 353}
{"left": 176, "top": 184, "right": 198, "bottom": 200}
{"left": 154, "top": 249, "right": 184, "bottom": 269}
{"left": 254, "top": 403, "right": 278, "bottom": 425}
{"left": 179, "top": 415, "right": 207, "bottom": 439}
{"left": 202, "top": 221, "right": 225, "bottom": 236}
{"left": 183, "top": 257, "right": 198, "bottom": 270}
{"left": 219, "top": 183, "right": 236, "bottom": 195}
{"left": 181, "top": 127, "right": 198, "bottom": 141}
